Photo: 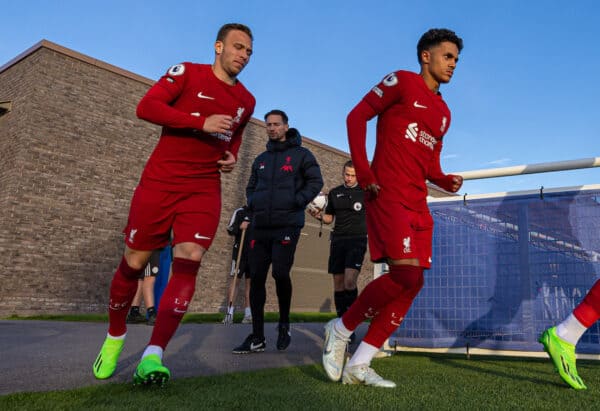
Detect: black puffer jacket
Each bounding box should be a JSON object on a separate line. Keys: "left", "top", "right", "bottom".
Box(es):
{"left": 246, "top": 128, "right": 323, "bottom": 229}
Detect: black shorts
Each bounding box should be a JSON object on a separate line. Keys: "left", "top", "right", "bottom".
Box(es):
{"left": 139, "top": 249, "right": 162, "bottom": 279}
{"left": 328, "top": 236, "right": 367, "bottom": 274}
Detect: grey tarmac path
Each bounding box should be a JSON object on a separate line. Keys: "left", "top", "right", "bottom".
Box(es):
{"left": 0, "top": 320, "right": 367, "bottom": 395}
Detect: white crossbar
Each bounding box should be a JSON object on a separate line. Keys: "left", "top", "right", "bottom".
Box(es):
{"left": 454, "top": 157, "right": 600, "bottom": 181}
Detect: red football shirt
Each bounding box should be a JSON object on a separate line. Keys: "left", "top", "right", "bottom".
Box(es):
{"left": 136, "top": 63, "right": 255, "bottom": 193}
{"left": 348, "top": 70, "right": 452, "bottom": 211}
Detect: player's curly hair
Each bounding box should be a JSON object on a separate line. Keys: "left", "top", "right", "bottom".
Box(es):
{"left": 217, "top": 23, "right": 253, "bottom": 41}
{"left": 417, "top": 28, "right": 463, "bottom": 64}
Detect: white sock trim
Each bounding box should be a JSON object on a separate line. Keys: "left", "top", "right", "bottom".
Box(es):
{"left": 107, "top": 332, "right": 126, "bottom": 340}
{"left": 334, "top": 318, "right": 353, "bottom": 338}
{"left": 142, "top": 345, "right": 164, "bottom": 360}
{"left": 556, "top": 313, "right": 587, "bottom": 345}
{"left": 347, "top": 341, "right": 379, "bottom": 368}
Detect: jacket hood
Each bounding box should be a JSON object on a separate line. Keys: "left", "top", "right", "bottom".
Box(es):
{"left": 266, "top": 128, "right": 302, "bottom": 151}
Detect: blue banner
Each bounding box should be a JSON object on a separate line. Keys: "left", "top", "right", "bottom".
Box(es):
{"left": 392, "top": 188, "right": 600, "bottom": 353}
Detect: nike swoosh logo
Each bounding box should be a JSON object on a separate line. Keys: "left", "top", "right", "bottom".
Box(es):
{"left": 197, "top": 92, "right": 215, "bottom": 100}
{"left": 194, "top": 233, "right": 212, "bottom": 240}
{"left": 174, "top": 308, "right": 187, "bottom": 314}
{"left": 250, "top": 342, "right": 263, "bottom": 350}
{"left": 413, "top": 101, "right": 427, "bottom": 109}
{"left": 323, "top": 333, "right": 332, "bottom": 355}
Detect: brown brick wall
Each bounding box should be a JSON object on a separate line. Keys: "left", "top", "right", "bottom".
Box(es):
{"left": 0, "top": 43, "right": 370, "bottom": 316}
{"left": 0, "top": 42, "right": 450, "bottom": 316}
{"left": 0, "top": 47, "right": 159, "bottom": 314}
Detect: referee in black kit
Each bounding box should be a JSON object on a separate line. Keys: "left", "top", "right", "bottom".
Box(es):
{"left": 310, "top": 160, "right": 367, "bottom": 337}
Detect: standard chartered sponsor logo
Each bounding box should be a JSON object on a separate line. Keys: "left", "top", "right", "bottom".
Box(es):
{"left": 209, "top": 131, "right": 232, "bottom": 142}
{"left": 418, "top": 131, "right": 437, "bottom": 150}
{"left": 405, "top": 122, "right": 418, "bottom": 142}
{"left": 404, "top": 122, "right": 437, "bottom": 151}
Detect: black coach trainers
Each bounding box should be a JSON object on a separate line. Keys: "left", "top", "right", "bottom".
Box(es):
{"left": 277, "top": 324, "right": 291, "bottom": 350}
{"left": 146, "top": 307, "right": 157, "bottom": 326}
{"left": 126, "top": 307, "right": 145, "bottom": 324}
{"left": 232, "top": 334, "right": 266, "bottom": 354}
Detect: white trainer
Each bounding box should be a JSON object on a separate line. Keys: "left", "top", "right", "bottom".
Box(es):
{"left": 241, "top": 315, "right": 253, "bottom": 324}
{"left": 322, "top": 319, "right": 349, "bottom": 382}
{"left": 342, "top": 364, "right": 396, "bottom": 388}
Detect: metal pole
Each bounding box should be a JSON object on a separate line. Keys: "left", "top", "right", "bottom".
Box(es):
{"left": 454, "top": 157, "right": 600, "bottom": 181}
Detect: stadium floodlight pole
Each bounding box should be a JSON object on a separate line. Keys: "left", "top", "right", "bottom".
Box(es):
{"left": 453, "top": 157, "right": 600, "bottom": 181}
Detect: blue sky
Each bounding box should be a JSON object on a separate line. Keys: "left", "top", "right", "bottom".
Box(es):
{"left": 2, "top": 0, "right": 599, "bottom": 195}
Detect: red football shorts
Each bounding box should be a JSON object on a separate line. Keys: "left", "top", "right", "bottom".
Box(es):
{"left": 366, "top": 198, "right": 433, "bottom": 269}
{"left": 123, "top": 184, "right": 221, "bottom": 251}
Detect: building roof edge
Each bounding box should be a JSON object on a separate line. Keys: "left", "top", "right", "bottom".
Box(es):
{"left": 0, "top": 39, "right": 154, "bottom": 85}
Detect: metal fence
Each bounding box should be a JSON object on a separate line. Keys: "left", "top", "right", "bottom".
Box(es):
{"left": 389, "top": 157, "right": 600, "bottom": 355}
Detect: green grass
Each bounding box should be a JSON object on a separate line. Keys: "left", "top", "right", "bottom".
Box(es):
{"left": 182, "top": 311, "right": 337, "bottom": 324}
{"left": 4, "top": 312, "right": 337, "bottom": 324}
{"left": 4, "top": 313, "right": 335, "bottom": 324}
{"left": 3, "top": 314, "right": 598, "bottom": 409}
{"left": 2, "top": 353, "right": 599, "bottom": 410}
{"left": 4, "top": 313, "right": 109, "bottom": 322}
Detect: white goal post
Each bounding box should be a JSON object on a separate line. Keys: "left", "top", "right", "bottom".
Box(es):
{"left": 454, "top": 157, "right": 600, "bottom": 181}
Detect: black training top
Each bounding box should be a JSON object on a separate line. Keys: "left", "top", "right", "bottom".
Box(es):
{"left": 246, "top": 128, "right": 324, "bottom": 229}
{"left": 325, "top": 184, "right": 367, "bottom": 238}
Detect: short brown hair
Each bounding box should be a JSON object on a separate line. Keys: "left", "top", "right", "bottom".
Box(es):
{"left": 264, "top": 109, "right": 288, "bottom": 124}
{"left": 216, "top": 23, "right": 253, "bottom": 42}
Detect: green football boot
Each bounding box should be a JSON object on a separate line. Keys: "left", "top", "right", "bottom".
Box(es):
{"left": 93, "top": 336, "right": 125, "bottom": 379}
{"left": 539, "top": 327, "right": 587, "bottom": 390}
{"left": 133, "top": 354, "right": 171, "bottom": 386}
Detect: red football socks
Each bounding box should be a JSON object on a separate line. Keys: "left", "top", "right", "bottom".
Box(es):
{"left": 108, "top": 257, "right": 144, "bottom": 336}
{"left": 148, "top": 258, "right": 200, "bottom": 349}
{"left": 573, "top": 279, "right": 600, "bottom": 328}
{"left": 341, "top": 265, "right": 423, "bottom": 332}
